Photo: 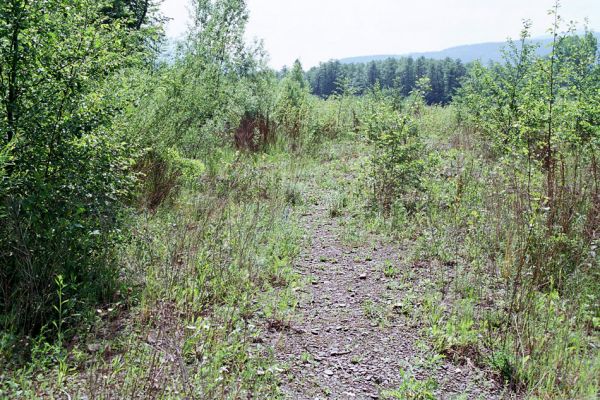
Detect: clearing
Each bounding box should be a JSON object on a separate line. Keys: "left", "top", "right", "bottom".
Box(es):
{"left": 263, "top": 142, "right": 513, "bottom": 399}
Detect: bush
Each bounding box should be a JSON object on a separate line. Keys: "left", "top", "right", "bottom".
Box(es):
{"left": 362, "top": 88, "right": 425, "bottom": 214}
{"left": 135, "top": 148, "right": 205, "bottom": 210}
{"left": 274, "top": 60, "right": 312, "bottom": 149}
{"left": 0, "top": 0, "right": 148, "bottom": 334}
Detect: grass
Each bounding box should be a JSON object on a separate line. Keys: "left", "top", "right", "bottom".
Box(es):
{"left": 381, "top": 369, "right": 437, "bottom": 400}
{"left": 1, "top": 102, "right": 597, "bottom": 399}
{"left": 382, "top": 260, "right": 399, "bottom": 278}
{"left": 336, "top": 103, "right": 598, "bottom": 399}
{"left": 376, "top": 106, "right": 600, "bottom": 399}
{"left": 0, "top": 150, "right": 306, "bottom": 398}
{"left": 362, "top": 299, "right": 393, "bottom": 328}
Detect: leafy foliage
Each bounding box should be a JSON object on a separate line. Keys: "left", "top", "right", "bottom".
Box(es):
{"left": 1, "top": 2, "right": 598, "bottom": 399}
{"left": 362, "top": 85, "right": 426, "bottom": 214}
{"left": 274, "top": 60, "right": 312, "bottom": 147}
{"left": 0, "top": 0, "right": 151, "bottom": 332}
{"left": 416, "top": 18, "right": 600, "bottom": 397}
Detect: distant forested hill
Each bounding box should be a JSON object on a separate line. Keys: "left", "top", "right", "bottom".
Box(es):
{"left": 306, "top": 32, "right": 599, "bottom": 103}
{"left": 339, "top": 33, "right": 600, "bottom": 64}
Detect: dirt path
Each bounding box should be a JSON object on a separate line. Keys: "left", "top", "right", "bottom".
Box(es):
{"left": 266, "top": 155, "right": 509, "bottom": 399}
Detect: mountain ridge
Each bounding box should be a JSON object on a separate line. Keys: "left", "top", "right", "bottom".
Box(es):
{"left": 337, "top": 32, "right": 600, "bottom": 65}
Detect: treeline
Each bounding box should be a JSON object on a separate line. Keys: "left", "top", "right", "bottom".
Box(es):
{"left": 305, "top": 57, "right": 467, "bottom": 104}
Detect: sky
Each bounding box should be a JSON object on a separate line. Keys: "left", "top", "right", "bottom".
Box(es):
{"left": 159, "top": 0, "right": 600, "bottom": 68}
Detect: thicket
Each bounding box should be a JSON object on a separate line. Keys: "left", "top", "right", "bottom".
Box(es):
{"left": 0, "top": 0, "right": 158, "bottom": 334}
{"left": 361, "top": 14, "right": 599, "bottom": 398}
{"left": 0, "top": 0, "right": 347, "bottom": 387}
{"left": 448, "top": 20, "right": 600, "bottom": 397}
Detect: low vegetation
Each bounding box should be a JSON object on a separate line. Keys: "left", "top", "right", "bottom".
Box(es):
{"left": 354, "top": 17, "right": 599, "bottom": 399}
{"left": 0, "top": 0, "right": 597, "bottom": 398}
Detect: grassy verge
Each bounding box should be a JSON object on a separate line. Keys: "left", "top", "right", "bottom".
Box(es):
{"left": 371, "top": 106, "right": 599, "bottom": 399}
{"left": 0, "top": 150, "right": 305, "bottom": 399}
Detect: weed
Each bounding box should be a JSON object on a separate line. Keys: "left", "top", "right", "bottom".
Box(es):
{"left": 362, "top": 299, "right": 391, "bottom": 327}
{"left": 300, "top": 351, "right": 314, "bottom": 364}
{"left": 327, "top": 192, "right": 348, "bottom": 218}
{"left": 382, "top": 260, "right": 399, "bottom": 278}
{"left": 381, "top": 369, "right": 438, "bottom": 400}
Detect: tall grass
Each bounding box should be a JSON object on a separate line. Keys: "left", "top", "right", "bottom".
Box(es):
{"left": 407, "top": 106, "right": 599, "bottom": 398}
{"left": 0, "top": 150, "right": 305, "bottom": 398}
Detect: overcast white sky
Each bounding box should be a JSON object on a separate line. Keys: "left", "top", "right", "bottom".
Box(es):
{"left": 160, "top": 0, "right": 600, "bottom": 68}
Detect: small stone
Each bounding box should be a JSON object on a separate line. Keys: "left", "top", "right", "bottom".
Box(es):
{"left": 324, "top": 369, "right": 334, "bottom": 376}
{"left": 87, "top": 343, "right": 101, "bottom": 352}
{"left": 147, "top": 331, "right": 157, "bottom": 344}
{"left": 330, "top": 349, "right": 351, "bottom": 356}
{"left": 359, "top": 273, "right": 367, "bottom": 280}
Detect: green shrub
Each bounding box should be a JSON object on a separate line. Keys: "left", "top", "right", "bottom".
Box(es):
{"left": 0, "top": 0, "right": 148, "bottom": 334}
{"left": 135, "top": 148, "right": 205, "bottom": 210}
{"left": 274, "top": 60, "right": 313, "bottom": 149}
{"left": 362, "top": 91, "right": 425, "bottom": 214}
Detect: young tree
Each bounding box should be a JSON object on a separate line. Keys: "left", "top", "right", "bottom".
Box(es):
{"left": 0, "top": 0, "right": 151, "bottom": 332}
{"left": 275, "top": 60, "right": 311, "bottom": 146}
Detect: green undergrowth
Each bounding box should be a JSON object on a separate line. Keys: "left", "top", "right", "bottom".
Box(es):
{"left": 0, "top": 150, "right": 306, "bottom": 399}
{"left": 364, "top": 105, "right": 599, "bottom": 399}
{"left": 416, "top": 107, "right": 598, "bottom": 399}
{"left": 321, "top": 93, "right": 598, "bottom": 399}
